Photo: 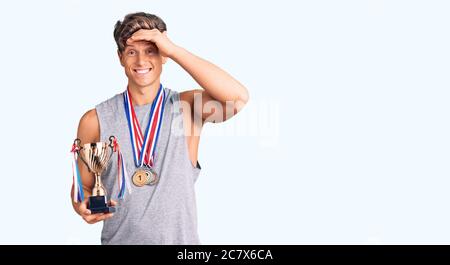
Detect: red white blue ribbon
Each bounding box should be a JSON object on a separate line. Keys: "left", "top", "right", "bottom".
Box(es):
{"left": 70, "top": 143, "right": 84, "bottom": 203}
{"left": 112, "top": 138, "right": 131, "bottom": 199}
{"left": 123, "top": 84, "right": 166, "bottom": 168}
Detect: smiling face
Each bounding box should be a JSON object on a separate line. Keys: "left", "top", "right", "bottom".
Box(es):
{"left": 118, "top": 40, "right": 167, "bottom": 89}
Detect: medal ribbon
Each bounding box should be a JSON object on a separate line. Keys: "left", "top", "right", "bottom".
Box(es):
{"left": 112, "top": 138, "right": 131, "bottom": 199}
{"left": 123, "top": 84, "right": 166, "bottom": 168}
{"left": 70, "top": 143, "right": 84, "bottom": 203}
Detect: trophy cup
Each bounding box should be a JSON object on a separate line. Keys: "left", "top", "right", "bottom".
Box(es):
{"left": 73, "top": 136, "right": 117, "bottom": 214}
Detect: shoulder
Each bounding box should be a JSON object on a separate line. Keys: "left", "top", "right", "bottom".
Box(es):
{"left": 179, "top": 89, "right": 205, "bottom": 130}
{"left": 80, "top": 109, "right": 98, "bottom": 125}
{"left": 179, "top": 89, "right": 203, "bottom": 103}
{"left": 77, "top": 109, "right": 100, "bottom": 143}
{"left": 179, "top": 89, "right": 204, "bottom": 115}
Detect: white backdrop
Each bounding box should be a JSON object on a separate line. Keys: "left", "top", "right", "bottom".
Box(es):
{"left": 0, "top": 0, "right": 449, "bottom": 244}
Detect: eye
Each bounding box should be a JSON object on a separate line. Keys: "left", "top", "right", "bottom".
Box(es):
{"left": 147, "top": 49, "right": 154, "bottom": 54}
{"left": 127, "top": 49, "right": 136, "bottom": 56}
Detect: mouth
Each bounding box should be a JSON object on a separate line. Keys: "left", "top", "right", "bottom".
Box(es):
{"left": 133, "top": 68, "right": 152, "bottom": 75}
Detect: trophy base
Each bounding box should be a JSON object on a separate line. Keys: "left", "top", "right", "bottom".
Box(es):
{"left": 88, "top": 196, "right": 116, "bottom": 214}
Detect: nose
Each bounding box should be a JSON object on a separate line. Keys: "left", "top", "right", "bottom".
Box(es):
{"left": 136, "top": 54, "right": 146, "bottom": 65}
{"left": 135, "top": 52, "right": 150, "bottom": 66}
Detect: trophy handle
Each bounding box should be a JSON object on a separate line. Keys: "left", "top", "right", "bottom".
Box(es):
{"left": 73, "top": 138, "right": 81, "bottom": 149}
{"left": 108, "top": 136, "right": 116, "bottom": 149}
{"left": 108, "top": 136, "right": 117, "bottom": 161}
{"left": 73, "top": 138, "right": 91, "bottom": 171}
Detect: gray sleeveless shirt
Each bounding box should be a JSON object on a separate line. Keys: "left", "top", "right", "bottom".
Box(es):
{"left": 95, "top": 87, "right": 201, "bottom": 245}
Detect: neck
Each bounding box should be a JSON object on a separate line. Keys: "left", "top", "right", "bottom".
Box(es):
{"left": 127, "top": 80, "right": 161, "bottom": 106}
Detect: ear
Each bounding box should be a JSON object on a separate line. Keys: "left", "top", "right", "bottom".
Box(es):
{"left": 117, "top": 50, "right": 124, "bottom": 67}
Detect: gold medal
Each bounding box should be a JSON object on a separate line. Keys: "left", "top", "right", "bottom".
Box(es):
{"left": 132, "top": 167, "right": 158, "bottom": 187}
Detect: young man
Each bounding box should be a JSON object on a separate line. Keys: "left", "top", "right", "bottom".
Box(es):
{"left": 71, "top": 12, "right": 249, "bottom": 244}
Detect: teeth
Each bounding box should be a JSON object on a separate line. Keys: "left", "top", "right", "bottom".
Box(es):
{"left": 135, "top": 68, "right": 151, "bottom": 74}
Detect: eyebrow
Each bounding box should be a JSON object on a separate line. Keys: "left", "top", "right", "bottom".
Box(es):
{"left": 125, "top": 42, "right": 157, "bottom": 49}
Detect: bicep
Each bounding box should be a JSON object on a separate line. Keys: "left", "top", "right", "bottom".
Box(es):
{"left": 76, "top": 109, "right": 100, "bottom": 191}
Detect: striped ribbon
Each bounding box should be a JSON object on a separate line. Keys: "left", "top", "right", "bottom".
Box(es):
{"left": 123, "top": 84, "right": 166, "bottom": 168}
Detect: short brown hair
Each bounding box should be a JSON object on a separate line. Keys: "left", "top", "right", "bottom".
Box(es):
{"left": 113, "top": 12, "right": 167, "bottom": 52}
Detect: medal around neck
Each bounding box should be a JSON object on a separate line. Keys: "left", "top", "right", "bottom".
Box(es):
{"left": 123, "top": 84, "right": 166, "bottom": 187}
{"left": 132, "top": 166, "right": 158, "bottom": 187}
{"left": 71, "top": 136, "right": 128, "bottom": 213}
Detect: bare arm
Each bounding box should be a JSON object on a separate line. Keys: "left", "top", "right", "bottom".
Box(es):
{"left": 127, "top": 29, "right": 250, "bottom": 124}
{"left": 171, "top": 46, "right": 249, "bottom": 123}
{"left": 71, "top": 109, "right": 116, "bottom": 223}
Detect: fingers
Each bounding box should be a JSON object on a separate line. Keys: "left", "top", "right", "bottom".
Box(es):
{"left": 127, "top": 29, "right": 160, "bottom": 44}
{"left": 82, "top": 212, "right": 101, "bottom": 224}
{"left": 82, "top": 212, "right": 114, "bottom": 224}
{"left": 127, "top": 35, "right": 147, "bottom": 44}
{"left": 78, "top": 199, "right": 91, "bottom": 215}
{"left": 78, "top": 198, "right": 116, "bottom": 224}
{"left": 81, "top": 211, "right": 114, "bottom": 224}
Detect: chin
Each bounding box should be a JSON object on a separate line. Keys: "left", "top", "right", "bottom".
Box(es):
{"left": 133, "top": 80, "right": 156, "bottom": 88}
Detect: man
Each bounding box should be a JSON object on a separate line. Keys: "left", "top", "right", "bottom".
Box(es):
{"left": 71, "top": 12, "right": 249, "bottom": 244}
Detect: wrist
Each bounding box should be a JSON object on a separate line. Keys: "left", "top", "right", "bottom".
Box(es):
{"left": 168, "top": 44, "right": 187, "bottom": 60}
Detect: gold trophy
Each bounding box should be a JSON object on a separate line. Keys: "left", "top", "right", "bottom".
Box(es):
{"left": 73, "top": 136, "right": 116, "bottom": 214}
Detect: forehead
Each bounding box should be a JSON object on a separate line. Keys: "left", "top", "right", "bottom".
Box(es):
{"left": 124, "top": 41, "right": 157, "bottom": 50}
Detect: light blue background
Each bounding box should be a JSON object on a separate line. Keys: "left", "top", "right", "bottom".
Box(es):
{"left": 0, "top": 0, "right": 449, "bottom": 244}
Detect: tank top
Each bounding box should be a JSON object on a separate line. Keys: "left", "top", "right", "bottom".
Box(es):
{"left": 95, "top": 87, "right": 201, "bottom": 244}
